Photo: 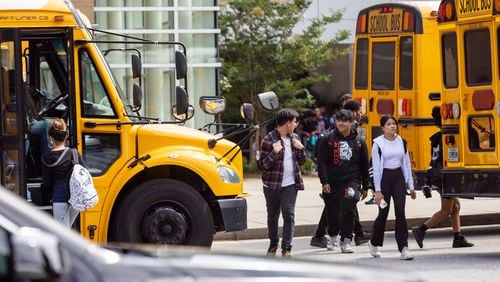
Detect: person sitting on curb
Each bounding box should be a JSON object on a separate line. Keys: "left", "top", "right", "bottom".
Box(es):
{"left": 412, "top": 106, "right": 474, "bottom": 249}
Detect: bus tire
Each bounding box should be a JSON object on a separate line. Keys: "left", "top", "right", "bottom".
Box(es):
{"left": 112, "top": 178, "right": 214, "bottom": 247}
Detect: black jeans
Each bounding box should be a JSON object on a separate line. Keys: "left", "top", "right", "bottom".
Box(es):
{"left": 264, "top": 185, "right": 298, "bottom": 250}
{"left": 370, "top": 168, "right": 408, "bottom": 252}
{"left": 315, "top": 199, "right": 364, "bottom": 238}
{"left": 324, "top": 183, "right": 357, "bottom": 241}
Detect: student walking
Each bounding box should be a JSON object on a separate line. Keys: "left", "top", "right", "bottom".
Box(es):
{"left": 412, "top": 107, "right": 474, "bottom": 249}
{"left": 259, "top": 108, "right": 306, "bottom": 257}
{"left": 316, "top": 109, "right": 370, "bottom": 253}
{"left": 41, "top": 118, "right": 85, "bottom": 227}
{"left": 368, "top": 115, "right": 417, "bottom": 260}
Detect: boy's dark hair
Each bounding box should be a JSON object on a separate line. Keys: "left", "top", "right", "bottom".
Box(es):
{"left": 380, "top": 114, "right": 398, "bottom": 127}
{"left": 343, "top": 100, "right": 361, "bottom": 112}
{"left": 340, "top": 93, "right": 352, "bottom": 103}
{"left": 431, "top": 106, "right": 441, "bottom": 127}
{"left": 335, "top": 109, "right": 355, "bottom": 122}
{"left": 276, "top": 108, "right": 299, "bottom": 126}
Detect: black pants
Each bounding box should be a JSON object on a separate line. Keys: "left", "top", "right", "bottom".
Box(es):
{"left": 370, "top": 168, "right": 408, "bottom": 252}
{"left": 264, "top": 185, "right": 298, "bottom": 250}
{"left": 324, "top": 184, "right": 357, "bottom": 241}
{"left": 315, "top": 201, "right": 364, "bottom": 238}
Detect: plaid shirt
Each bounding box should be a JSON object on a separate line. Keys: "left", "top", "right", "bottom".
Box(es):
{"left": 259, "top": 130, "right": 306, "bottom": 190}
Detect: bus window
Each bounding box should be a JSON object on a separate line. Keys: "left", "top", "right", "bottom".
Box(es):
{"left": 468, "top": 116, "right": 495, "bottom": 151}
{"left": 371, "top": 42, "right": 395, "bottom": 90}
{"left": 442, "top": 33, "right": 458, "bottom": 88}
{"left": 399, "top": 37, "right": 413, "bottom": 90}
{"left": 465, "top": 29, "right": 491, "bottom": 86}
{"left": 355, "top": 38, "right": 368, "bottom": 89}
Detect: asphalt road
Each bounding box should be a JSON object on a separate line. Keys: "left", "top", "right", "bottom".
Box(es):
{"left": 212, "top": 225, "right": 500, "bottom": 282}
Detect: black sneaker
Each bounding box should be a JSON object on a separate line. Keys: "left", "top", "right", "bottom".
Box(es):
{"left": 266, "top": 245, "right": 278, "bottom": 256}
{"left": 310, "top": 236, "right": 327, "bottom": 248}
{"left": 453, "top": 236, "right": 474, "bottom": 248}
{"left": 365, "top": 196, "right": 376, "bottom": 205}
{"left": 412, "top": 226, "right": 425, "bottom": 249}
{"left": 354, "top": 232, "right": 370, "bottom": 246}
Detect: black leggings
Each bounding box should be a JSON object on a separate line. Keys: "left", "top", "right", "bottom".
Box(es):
{"left": 370, "top": 167, "right": 408, "bottom": 252}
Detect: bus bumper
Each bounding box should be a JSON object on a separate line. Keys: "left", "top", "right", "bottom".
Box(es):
{"left": 218, "top": 198, "right": 247, "bottom": 232}
{"left": 443, "top": 169, "right": 500, "bottom": 198}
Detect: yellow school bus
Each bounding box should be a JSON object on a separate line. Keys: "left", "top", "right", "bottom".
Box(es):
{"left": 352, "top": 2, "right": 441, "bottom": 188}
{"left": 0, "top": 0, "right": 256, "bottom": 246}
{"left": 437, "top": 0, "right": 500, "bottom": 197}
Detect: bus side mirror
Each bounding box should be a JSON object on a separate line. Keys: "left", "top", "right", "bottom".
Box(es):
{"left": 132, "top": 83, "right": 142, "bottom": 111}
{"left": 240, "top": 103, "right": 254, "bottom": 124}
{"left": 131, "top": 54, "right": 142, "bottom": 79}
{"left": 199, "top": 96, "right": 226, "bottom": 115}
{"left": 175, "top": 51, "right": 187, "bottom": 80}
{"left": 175, "top": 86, "right": 188, "bottom": 116}
{"left": 257, "top": 91, "right": 279, "bottom": 111}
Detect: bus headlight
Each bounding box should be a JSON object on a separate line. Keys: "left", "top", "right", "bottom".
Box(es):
{"left": 217, "top": 166, "right": 240, "bottom": 183}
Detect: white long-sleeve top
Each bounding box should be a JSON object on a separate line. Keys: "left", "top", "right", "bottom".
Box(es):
{"left": 372, "top": 134, "right": 414, "bottom": 192}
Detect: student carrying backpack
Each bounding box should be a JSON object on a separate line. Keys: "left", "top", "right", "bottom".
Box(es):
{"left": 42, "top": 118, "right": 98, "bottom": 227}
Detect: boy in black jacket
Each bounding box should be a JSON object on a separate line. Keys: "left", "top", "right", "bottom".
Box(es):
{"left": 316, "top": 109, "right": 370, "bottom": 253}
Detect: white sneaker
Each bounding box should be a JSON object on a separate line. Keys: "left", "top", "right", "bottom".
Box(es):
{"left": 332, "top": 235, "right": 339, "bottom": 247}
{"left": 326, "top": 235, "right": 335, "bottom": 251}
{"left": 368, "top": 240, "right": 381, "bottom": 258}
{"left": 340, "top": 238, "right": 353, "bottom": 253}
{"left": 400, "top": 247, "right": 414, "bottom": 260}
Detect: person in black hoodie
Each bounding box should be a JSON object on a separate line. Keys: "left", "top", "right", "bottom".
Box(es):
{"left": 412, "top": 106, "right": 474, "bottom": 249}
{"left": 41, "top": 118, "right": 84, "bottom": 227}
{"left": 316, "top": 109, "right": 370, "bottom": 253}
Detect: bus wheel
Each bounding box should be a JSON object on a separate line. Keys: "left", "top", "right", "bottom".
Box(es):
{"left": 112, "top": 179, "right": 214, "bottom": 247}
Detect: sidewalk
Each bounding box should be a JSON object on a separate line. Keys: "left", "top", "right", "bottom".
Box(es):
{"left": 215, "top": 175, "right": 500, "bottom": 240}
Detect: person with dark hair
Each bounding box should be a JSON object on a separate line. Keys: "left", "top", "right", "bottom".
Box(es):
{"left": 259, "top": 108, "right": 306, "bottom": 257}
{"left": 310, "top": 101, "right": 370, "bottom": 249}
{"left": 340, "top": 93, "right": 353, "bottom": 106}
{"left": 316, "top": 109, "right": 370, "bottom": 253}
{"left": 412, "top": 106, "right": 474, "bottom": 249}
{"left": 41, "top": 118, "right": 85, "bottom": 227}
{"left": 368, "top": 115, "right": 416, "bottom": 260}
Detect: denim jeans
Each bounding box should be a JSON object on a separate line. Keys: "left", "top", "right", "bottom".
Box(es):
{"left": 264, "top": 185, "right": 298, "bottom": 250}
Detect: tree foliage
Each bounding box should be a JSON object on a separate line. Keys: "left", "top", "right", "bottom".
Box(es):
{"left": 219, "top": 0, "right": 349, "bottom": 123}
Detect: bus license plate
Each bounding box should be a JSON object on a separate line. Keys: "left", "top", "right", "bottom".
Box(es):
{"left": 448, "top": 148, "right": 459, "bottom": 162}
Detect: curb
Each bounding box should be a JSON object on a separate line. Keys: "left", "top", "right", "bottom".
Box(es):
{"left": 214, "top": 213, "right": 500, "bottom": 241}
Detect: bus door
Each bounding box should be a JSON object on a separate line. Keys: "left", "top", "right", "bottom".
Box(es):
{"left": 369, "top": 37, "right": 398, "bottom": 140}
{"left": 459, "top": 22, "right": 497, "bottom": 166}
{"left": 396, "top": 35, "right": 418, "bottom": 169}
{"left": 0, "top": 29, "right": 26, "bottom": 198}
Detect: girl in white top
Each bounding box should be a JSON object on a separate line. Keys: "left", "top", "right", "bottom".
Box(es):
{"left": 368, "top": 115, "right": 417, "bottom": 260}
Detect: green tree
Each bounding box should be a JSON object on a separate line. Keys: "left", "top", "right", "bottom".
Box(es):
{"left": 219, "top": 0, "right": 349, "bottom": 163}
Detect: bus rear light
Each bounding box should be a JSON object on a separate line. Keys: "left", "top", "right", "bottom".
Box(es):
{"left": 447, "top": 103, "right": 453, "bottom": 119}
{"left": 441, "top": 103, "right": 450, "bottom": 119}
{"left": 472, "top": 89, "right": 494, "bottom": 110}
{"left": 403, "top": 11, "right": 414, "bottom": 32}
{"left": 54, "top": 15, "right": 65, "bottom": 22}
{"left": 438, "top": 1, "right": 456, "bottom": 22}
{"left": 356, "top": 14, "right": 366, "bottom": 33}
{"left": 355, "top": 98, "right": 367, "bottom": 115}
{"left": 378, "top": 7, "right": 394, "bottom": 13}
{"left": 398, "top": 98, "right": 412, "bottom": 116}
{"left": 376, "top": 99, "right": 394, "bottom": 116}
{"left": 495, "top": 0, "right": 500, "bottom": 14}
{"left": 445, "top": 135, "right": 455, "bottom": 145}
{"left": 452, "top": 102, "right": 461, "bottom": 119}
